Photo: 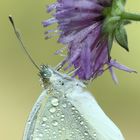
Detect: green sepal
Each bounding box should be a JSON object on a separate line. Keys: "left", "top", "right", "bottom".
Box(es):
{"left": 108, "top": 32, "right": 114, "bottom": 56}
{"left": 115, "top": 25, "right": 129, "bottom": 51}
{"left": 111, "top": 0, "right": 125, "bottom": 15}
{"left": 102, "top": 16, "right": 120, "bottom": 33}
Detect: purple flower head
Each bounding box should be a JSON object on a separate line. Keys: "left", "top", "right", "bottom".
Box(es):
{"left": 43, "top": 0, "right": 136, "bottom": 82}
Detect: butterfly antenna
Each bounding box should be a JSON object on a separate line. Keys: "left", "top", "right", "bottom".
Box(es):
{"left": 9, "top": 15, "right": 41, "bottom": 71}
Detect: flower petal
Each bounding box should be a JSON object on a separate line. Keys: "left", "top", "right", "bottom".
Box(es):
{"left": 109, "top": 67, "right": 119, "bottom": 84}
{"left": 110, "top": 60, "right": 137, "bottom": 73}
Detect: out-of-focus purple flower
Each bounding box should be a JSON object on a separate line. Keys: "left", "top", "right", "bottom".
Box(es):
{"left": 43, "top": 0, "right": 136, "bottom": 82}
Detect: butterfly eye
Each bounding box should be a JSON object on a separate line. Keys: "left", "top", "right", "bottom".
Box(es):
{"left": 40, "top": 65, "right": 52, "bottom": 79}
{"left": 43, "top": 73, "right": 50, "bottom": 78}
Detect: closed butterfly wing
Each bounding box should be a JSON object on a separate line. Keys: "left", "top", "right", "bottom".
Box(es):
{"left": 23, "top": 66, "right": 125, "bottom": 140}
{"left": 23, "top": 90, "right": 48, "bottom": 140}
{"left": 24, "top": 89, "right": 98, "bottom": 139}
{"left": 68, "top": 89, "right": 125, "bottom": 140}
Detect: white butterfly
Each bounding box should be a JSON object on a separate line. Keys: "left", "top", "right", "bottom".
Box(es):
{"left": 9, "top": 16, "right": 125, "bottom": 140}
{"left": 23, "top": 65, "right": 125, "bottom": 140}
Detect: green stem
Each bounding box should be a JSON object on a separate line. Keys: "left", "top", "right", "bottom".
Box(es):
{"left": 121, "top": 12, "right": 140, "bottom": 21}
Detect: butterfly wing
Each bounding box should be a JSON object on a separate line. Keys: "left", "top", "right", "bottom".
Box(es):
{"left": 23, "top": 69, "right": 124, "bottom": 140}
{"left": 68, "top": 88, "right": 125, "bottom": 140}
{"left": 23, "top": 87, "right": 98, "bottom": 140}
{"left": 23, "top": 90, "right": 48, "bottom": 140}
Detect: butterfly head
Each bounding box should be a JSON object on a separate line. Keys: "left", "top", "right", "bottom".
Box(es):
{"left": 39, "top": 64, "right": 85, "bottom": 91}
{"left": 39, "top": 64, "right": 53, "bottom": 88}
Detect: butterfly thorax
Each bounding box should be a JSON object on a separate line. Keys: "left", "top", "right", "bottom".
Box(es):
{"left": 39, "top": 64, "right": 84, "bottom": 93}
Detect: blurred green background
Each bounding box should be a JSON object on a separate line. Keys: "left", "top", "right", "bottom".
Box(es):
{"left": 0, "top": 0, "right": 140, "bottom": 140}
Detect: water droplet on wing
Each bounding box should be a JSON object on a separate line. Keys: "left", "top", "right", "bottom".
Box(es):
{"left": 42, "top": 117, "right": 47, "bottom": 122}
{"left": 49, "top": 107, "right": 56, "bottom": 113}
{"left": 84, "top": 131, "right": 89, "bottom": 136}
{"left": 39, "top": 133, "right": 43, "bottom": 137}
{"left": 51, "top": 98, "right": 59, "bottom": 106}
{"left": 52, "top": 120, "right": 58, "bottom": 126}
{"left": 62, "top": 103, "right": 67, "bottom": 108}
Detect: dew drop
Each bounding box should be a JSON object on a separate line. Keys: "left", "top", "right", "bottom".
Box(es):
{"left": 62, "top": 103, "right": 67, "bottom": 108}
{"left": 60, "top": 114, "right": 65, "bottom": 121}
{"left": 56, "top": 91, "right": 59, "bottom": 94}
{"left": 51, "top": 115, "right": 54, "bottom": 118}
{"left": 75, "top": 110, "right": 78, "bottom": 113}
{"left": 61, "top": 118, "right": 64, "bottom": 121}
{"left": 27, "top": 121, "right": 31, "bottom": 125}
{"left": 49, "top": 107, "right": 56, "bottom": 113}
{"left": 39, "top": 133, "right": 43, "bottom": 137}
{"left": 46, "top": 125, "right": 50, "bottom": 128}
{"left": 71, "top": 131, "right": 74, "bottom": 134}
{"left": 84, "top": 125, "right": 88, "bottom": 129}
{"left": 78, "top": 116, "right": 81, "bottom": 119}
{"left": 51, "top": 98, "right": 59, "bottom": 106}
{"left": 84, "top": 131, "right": 88, "bottom": 136}
{"left": 69, "top": 133, "right": 72, "bottom": 137}
{"left": 59, "top": 134, "right": 62, "bottom": 137}
{"left": 47, "top": 89, "right": 51, "bottom": 93}
{"left": 52, "top": 120, "right": 58, "bottom": 126}
{"left": 80, "top": 121, "right": 84, "bottom": 125}
{"left": 62, "top": 127, "right": 65, "bottom": 131}
{"left": 42, "top": 117, "right": 47, "bottom": 122}
{"left": 42, "top": 123, "right": 46, "bottom": 127}
{"left": 53, "top": 135, "right": 57, "bottom": 139}
{"left": 71, "top": 107, "right": 75, "bottom": 110}
{"left": 93, "top": 132, "right": 97, "bottom": 137}
{"left": 56, "top": 112, "right": 60, "bottom": 117}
